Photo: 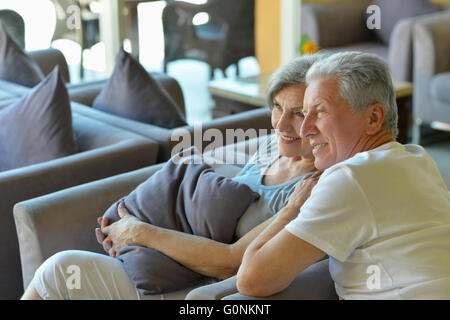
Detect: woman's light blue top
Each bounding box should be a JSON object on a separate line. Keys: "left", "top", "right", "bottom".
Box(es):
{"left": 232, "top": 135, "right": 314, "bottom": 239}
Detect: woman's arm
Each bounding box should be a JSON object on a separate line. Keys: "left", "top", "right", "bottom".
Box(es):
{"left": 236, "top": 172, "right": 326, "bottom": 297}
{"left": 99, "top": 202, "right": 275, "bottom": 280}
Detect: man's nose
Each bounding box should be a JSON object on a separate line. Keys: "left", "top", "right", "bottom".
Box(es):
{"left": 300, "top": 113, "right": 316, "bottom": 139}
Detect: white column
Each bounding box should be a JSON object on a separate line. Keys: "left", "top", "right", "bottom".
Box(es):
{"left": 99, "top": 0, "right": 125, "bottom": 76}
{"left": 280, "top": 0, "right": 302, "bottom": 65}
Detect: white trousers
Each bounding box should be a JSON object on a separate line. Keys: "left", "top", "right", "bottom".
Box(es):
{"left": 33, "top": 250, "right": 209, "bottom": 300}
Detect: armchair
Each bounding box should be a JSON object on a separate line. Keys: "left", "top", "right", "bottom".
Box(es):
{"left": 0, "top": 99, "right": 159, "bottom": 300}
{"left": 162, "top": 0, "right": 255, "bottom": 79}
{"left": 68, "top": 73, "right": 271, "bottom": 163}
{"left": 301, "top": 0, "right": 443, "bottom": 82}
{"left": 412, "top": 11, "right": 450, "bottom": 143}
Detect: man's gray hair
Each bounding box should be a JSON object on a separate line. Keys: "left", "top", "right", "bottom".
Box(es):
{"left": 305, "top": 51, "right": 398, "bottom": 138}
{"left": 266, "top": 52, "right": 329, "bottom": 109}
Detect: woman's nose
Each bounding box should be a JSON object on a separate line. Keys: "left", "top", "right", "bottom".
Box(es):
{"left": 276, "top": 111, "right": 291, "bottom": 132}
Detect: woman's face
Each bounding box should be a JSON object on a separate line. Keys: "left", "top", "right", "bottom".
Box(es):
{"left": 271, "top": 83, "right": 313, "bottom": 158}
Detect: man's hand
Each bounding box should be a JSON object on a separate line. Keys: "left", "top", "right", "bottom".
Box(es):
{"left": 283, "top": 171, "right": 322, "bottom": 219}
{"left": 99, "top": 202, "right": 148, "bottom": 258}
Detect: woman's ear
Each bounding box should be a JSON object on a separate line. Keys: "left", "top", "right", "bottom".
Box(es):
{"left": 365, "top": 103, "right": 386, "bottom": 135}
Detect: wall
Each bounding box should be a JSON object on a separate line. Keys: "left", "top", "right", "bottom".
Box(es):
{"left": 255, "top": 0, "right": 281, "bottom": 73}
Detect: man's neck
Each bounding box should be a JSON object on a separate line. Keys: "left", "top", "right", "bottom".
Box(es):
{"left": 361, "top": 130, "right": 395, "bottom": 153}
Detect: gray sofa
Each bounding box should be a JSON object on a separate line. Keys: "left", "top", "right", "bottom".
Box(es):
{"left": 0, "top": 95, "right": 159, "bottom": 300}
{"left": 13, "top": 136, "right": 262, "bottom": 298}
{"left": 412, "top": 10, "right": 450, "bottom": 143}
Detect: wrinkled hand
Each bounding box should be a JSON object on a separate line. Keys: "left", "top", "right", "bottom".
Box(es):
{"left": 285, "top": 171, "right": 323, "bottom": 216}
{"left": 95, "top": 215, "right": 111, "bottom": 253}
{"left": 97, "top": 202, "right": 147, "bottom": 258}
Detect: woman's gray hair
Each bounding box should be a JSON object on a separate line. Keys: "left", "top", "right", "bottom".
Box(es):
{"left": 266, "top": 52, "right": 329, "bottom": 109}
{"left": 305, "top": 51, "right": 398, "bottom": 138}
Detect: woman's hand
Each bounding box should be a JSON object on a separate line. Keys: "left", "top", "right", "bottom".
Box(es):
{"left": 283, "top": 171, "right": 322, "bottom": 219}
{"left": 100, "top": 202, "right": 149, "bottom": 258}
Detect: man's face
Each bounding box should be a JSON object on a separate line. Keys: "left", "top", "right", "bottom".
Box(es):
{"left": 300, "top": 77, "right": 369, "bottom": 171}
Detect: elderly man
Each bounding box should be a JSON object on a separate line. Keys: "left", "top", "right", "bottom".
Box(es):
{"left": 237, "top": 51, "right": 450, "bottom": 300}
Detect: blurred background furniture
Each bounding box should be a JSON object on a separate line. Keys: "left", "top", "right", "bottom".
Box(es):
{"left": 0, "top": 9, "right": 25, "bottom": 49}
{"left": 301, "top": 0, "right": 447, "bottom": 82}
{"left": 412, "top": 10, "right": 450, "bottom": 144}
{"left": 50, "top": 0, "right": 100, "bottom": 79}
{"left": 162, "top": 0, "right": 255, "bottom": 79}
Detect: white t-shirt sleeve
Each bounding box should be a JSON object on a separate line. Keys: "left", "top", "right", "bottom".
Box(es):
{"left": 285, "top": 166, "right": 377, "bottom": 262}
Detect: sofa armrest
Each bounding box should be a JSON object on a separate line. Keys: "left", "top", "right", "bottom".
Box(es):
{"left": 28, "top": 48, "right": 70, "bottom": 83}
{"left": 413, "top": 11, "right": 450, "bottom": 121}
{"left": 68, "top": 79, "right": 107, "bottom": 107}
{"left": 185, "top": 276, "right": 239, "bottom": 300}
{"left": 301, "top": 0, "right": 372, "bottom": 48}
{"left": 73, "top": 102, "right": 272, "bottom": 162}
{"left": 13, "top": 163, "right": 165, "bottom": 289}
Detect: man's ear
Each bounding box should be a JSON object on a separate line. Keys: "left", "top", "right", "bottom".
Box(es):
{"left": 365, "top": 103, "right": 386, "bottom": 135}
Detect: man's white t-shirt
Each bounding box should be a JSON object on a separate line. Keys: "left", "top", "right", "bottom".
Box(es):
{"left": 285, "top": 142, "right": 450, "bottom": 299}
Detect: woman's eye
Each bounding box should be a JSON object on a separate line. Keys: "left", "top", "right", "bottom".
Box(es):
{"left": 295, "top": 112, "right": 304, "bottom": 118}
{"left": 273, "top": 104, "right": 282, "bottom": 110}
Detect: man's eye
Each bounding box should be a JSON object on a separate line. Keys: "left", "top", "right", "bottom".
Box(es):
{"left": 273, "top": 104, "right": 282, "bottom": 110}
{"left": 295, "top": 112, "right": 304, "bottom": 117}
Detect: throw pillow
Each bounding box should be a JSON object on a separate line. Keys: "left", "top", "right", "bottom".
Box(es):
{"left": 369, "top": 0, "right": 437, "bottom": 45}
{"left": 0, "top": 67, "right": 78, "bottom": 171}
{"left": 93, "top": 48, "right": 187, "bottom": 129}
{"left": 102, "top": 147, "right": 260, "bottom": 295}
{"left": 0, "top": 22, "right": 44, "bottom": 87}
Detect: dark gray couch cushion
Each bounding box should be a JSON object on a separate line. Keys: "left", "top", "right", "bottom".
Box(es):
{"left": 93, "top": 48, "right": 187, "bottom": 129}
{"left": 0, "top": 22, "right": 44, "bottom": 87}
{"left": 370, "top": 0, "right": 437, "bottom": 45}
{"left": 0, "top": 67, "right": 77, "bottom": 171}
{"left": 102, "top": 148, "right": 259, "bottom": 295}
{"left": 430, "top": 72, "right": 450, "bottom": 104}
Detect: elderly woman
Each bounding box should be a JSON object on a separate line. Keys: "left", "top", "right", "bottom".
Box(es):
{"left": 22, "top": 53, "right": 325, "bottom": 300}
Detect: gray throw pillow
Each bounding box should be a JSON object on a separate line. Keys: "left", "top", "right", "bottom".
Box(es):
{"left": 0, "top": 67, "right": 78, "bottom": 171}
{"left": 102, "top": 147, "right": 260, "bottom": 295}
{"left": 93, "top": 48, "right": 187, "bottom": 129}
{"left": 0, "top": 22, "right": 44, "bottom": 87}
{"left": 369, "top": 0, "right": 437, "bottom": 45}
